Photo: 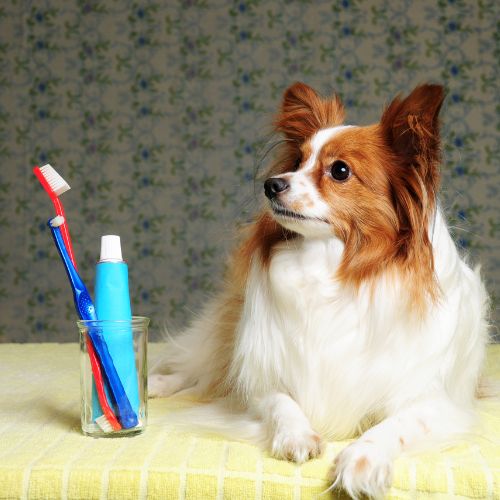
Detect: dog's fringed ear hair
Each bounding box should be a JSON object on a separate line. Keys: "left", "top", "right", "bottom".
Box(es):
{"left": 381, "top": 84, "right": 445, "bottom": 170}
{"left": 275, "top": 82, "right": 345, "bottom": 141}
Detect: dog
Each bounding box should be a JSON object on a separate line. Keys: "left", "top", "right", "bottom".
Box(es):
{"left": 150, "top": 83, "right": 489, "bottom": 498}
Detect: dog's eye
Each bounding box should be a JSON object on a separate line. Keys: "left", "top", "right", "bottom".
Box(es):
{"left": 330, "top": 160, "right": 351, "bottom": 181}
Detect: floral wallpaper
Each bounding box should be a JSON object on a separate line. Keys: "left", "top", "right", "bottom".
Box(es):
{"left": 0, "top": 0, "right": 498, "bottom": 342}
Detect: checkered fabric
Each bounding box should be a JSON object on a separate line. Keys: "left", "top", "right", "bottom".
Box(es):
{"left": 0, "top": 344, "right": 498, "bottom": 499}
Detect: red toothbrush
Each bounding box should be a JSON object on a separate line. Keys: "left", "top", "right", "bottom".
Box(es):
{"left": 34, "top": 165, "right": 121, "bottom": 432}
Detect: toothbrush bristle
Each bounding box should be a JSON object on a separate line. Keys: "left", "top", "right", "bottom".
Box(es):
{"left": 49, "top": 215, "right": 65, "bottom": 227}
{"left": 39, "top": 164, "right": 70, "bottom": 196}
{"left": 95, "top": 415, "right": 115, "bottom": 433}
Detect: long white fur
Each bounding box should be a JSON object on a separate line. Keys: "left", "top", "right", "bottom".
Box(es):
{"left": 150, "top": 127, "right": 489, "bottom": 499}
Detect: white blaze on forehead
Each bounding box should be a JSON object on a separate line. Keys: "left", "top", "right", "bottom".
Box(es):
{"left": 303, "top": 125, "right": 353, "bottom": 172}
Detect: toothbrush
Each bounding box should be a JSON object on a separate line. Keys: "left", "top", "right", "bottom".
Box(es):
{"left": 48, "top": 215, "right": 121, "bottom": 432}
{"left": 33, "top": 164, "right": 121, "bottom": 432}
{"left": 34, "top": 164, "right": 78, "bottom": 269}
{"left": 48, "top": 216, "right": 139, "bottom": 429}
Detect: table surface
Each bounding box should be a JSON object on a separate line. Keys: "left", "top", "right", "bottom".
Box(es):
{"left": 0, "top": 343, "right": 499, "bottom": 500}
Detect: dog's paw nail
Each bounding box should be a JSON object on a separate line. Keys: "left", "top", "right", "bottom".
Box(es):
{"left": 272, "top": 429, "right": 324, "bottom": 463}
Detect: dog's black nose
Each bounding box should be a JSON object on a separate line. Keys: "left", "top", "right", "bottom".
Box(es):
{"left": 264, "top": 177, "right": 289, "bottom": 199}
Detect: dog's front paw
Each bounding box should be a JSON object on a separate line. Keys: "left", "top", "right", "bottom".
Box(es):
{"left": 148, "top": 373, "right": 185, "bottom": 398}
{"left": 271, "top": 427, "right": 324, "bottom": 463}
{"left": 330, "top": 440, "right": 393, "bottom": 499}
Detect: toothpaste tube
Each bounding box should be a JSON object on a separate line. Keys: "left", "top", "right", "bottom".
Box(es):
{"left": 92, "top": 235, "right": 140, "bottom": 422}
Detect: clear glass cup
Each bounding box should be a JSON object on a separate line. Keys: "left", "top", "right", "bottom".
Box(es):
{"left": 77, "top": 316, "right": 149, "bottom": 437}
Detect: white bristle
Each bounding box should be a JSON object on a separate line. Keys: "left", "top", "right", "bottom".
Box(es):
{"left": 95, "top": 415, "right": 115, "bottom": 433}
{"left": 39, "top": 164, "right": 70, "bottom": 196}
{"left": 49, "top": 215, "right": 65, "bottom": 227}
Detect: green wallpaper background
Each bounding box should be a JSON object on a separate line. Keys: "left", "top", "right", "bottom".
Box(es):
{"left": 0, "top": 0, "right": 498, "bottom": 342}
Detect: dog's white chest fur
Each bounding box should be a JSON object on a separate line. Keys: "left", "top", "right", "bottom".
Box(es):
{"left": 231, "top": 216, "right": 486, "bottom": 439}
{"left": 234, "top": 236, "right": 392, "bottom": 438}
{"left": 268, "top": 239, "right": 366, "bottom": 435}
{"left": 268, "top": 238, "right": 345, "bottom": 323}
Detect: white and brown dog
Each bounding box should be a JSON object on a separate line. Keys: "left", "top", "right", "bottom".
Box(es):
{"left": 150, "top": 83, "right": 489, "bottom": 498}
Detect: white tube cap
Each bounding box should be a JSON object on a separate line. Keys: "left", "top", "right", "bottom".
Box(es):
{"left": 100, "top": 235, "right": 123, "bottom": 262}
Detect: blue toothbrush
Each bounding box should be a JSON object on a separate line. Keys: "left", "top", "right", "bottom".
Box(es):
{"left": 48, "top": 217, "right": 138, "bottom": 429}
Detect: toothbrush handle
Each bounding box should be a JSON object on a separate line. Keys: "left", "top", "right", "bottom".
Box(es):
{"left": 51, "top": 197, "right": 78, "bottom": 271}
{"left": 85, "top": 325, "right": 139, "bottom": 429}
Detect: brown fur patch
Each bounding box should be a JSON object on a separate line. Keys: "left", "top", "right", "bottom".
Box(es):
{"left": 354, "top": 456, "right": 369, "bottom": 474}
{"left": 290, "top": 200, "right": 304, "bottom": 212}
{"left": 231, "top": 212, "right": 296, "bottom": 279}
{"left": 274, "top": 82, "right": 345, "bottom": 142}
{"left": 303, "top": 195, "right": 314, "bottom": 208}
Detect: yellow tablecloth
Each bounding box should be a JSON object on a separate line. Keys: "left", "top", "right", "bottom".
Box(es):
{"left": 0, "top": 343, "right": 498, "bottom": 499}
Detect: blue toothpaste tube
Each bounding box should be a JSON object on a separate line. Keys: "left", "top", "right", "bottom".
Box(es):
{"left": 92, "top": 235, "right": 140, "bottom": 421}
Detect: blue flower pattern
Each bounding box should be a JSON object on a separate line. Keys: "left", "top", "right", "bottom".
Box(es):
{"left": 0, "top": 0, "right": 498, "bottom": 341}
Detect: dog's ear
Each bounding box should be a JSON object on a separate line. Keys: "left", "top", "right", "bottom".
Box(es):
{"left": 275, "top": 82, "right": 345, "bottom": 141}
{"left": 380, "top": 85, "right": 445, "bottom": 301}
{"left": 381, "top": 84, "right": 445, "bottom": 167}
